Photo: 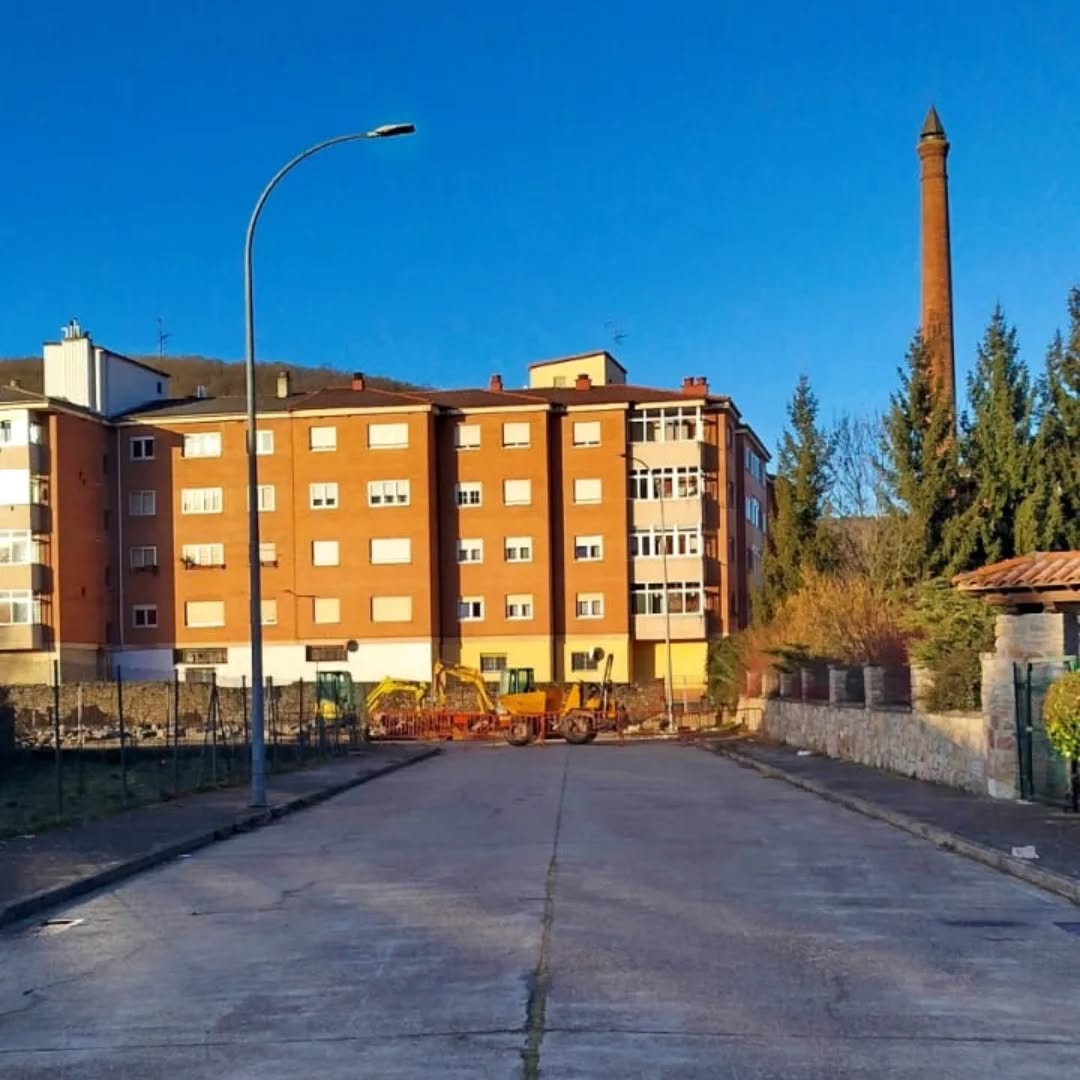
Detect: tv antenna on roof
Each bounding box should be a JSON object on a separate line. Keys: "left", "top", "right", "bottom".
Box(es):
{"left": 156, "top": 316, "right": 171, "bottom": 362}
{"left": 604, "top": 320, "right": 626, "bottom": 347}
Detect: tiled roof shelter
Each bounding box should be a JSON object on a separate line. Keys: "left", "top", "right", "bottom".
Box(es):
{"left": 953, "top": 552, "right": 1080, "bottom": 607}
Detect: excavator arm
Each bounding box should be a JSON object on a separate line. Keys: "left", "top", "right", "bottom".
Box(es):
{"left": 432, "top": 660, "right": 496, "bottom": 714}
{"left": 365, "top": 676, "right": 427, "bottom": 714}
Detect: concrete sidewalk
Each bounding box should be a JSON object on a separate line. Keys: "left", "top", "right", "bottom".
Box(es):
{"left": 705, "top": 736, "right": 1080, "bottom": 904}
{"left": 0, "top": 744, "right": 439, "bottom": 928}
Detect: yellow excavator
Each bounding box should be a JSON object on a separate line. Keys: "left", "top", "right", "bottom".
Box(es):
{"left": 363, "top": 675, "right": 429, "bottom": 736}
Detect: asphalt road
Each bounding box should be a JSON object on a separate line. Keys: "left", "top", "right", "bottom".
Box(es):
{"left": 2, "top": 743, "right": 1079, "bottom": 1079}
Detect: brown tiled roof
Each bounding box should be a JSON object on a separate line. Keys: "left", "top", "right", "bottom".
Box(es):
{"left": 410, "top": 388, "right": 543, "bottom": 408}
{"left": 953, "top": 552, "right": 1080, "bottom": 593}
{"left": 293, "top": 387, "right": 430, "bottom": 410}
{"left": 522, "top": 384, "right": 693, "bottom": 406}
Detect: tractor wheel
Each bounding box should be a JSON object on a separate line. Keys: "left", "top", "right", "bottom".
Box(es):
{"left": 505, "top": 717, "right": 536, "bottom": 747}
{"left": 563, "top": 711, "right": 594, "bottom": 745}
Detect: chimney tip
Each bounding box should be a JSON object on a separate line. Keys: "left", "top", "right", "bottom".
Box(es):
{"left": 575, "top": 373, "right": 592, "bottom": 391}
{"left": 276, "top": 370, "right": 291, "bottom": 399}
{"left": 351, "top": 371, "right": 366, "bottom": 391}
{"left": 488, "top": 373, "right": 503, "bottom": 392}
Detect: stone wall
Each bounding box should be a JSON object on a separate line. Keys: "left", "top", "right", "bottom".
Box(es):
{"left": 741, "top": 696, "right": 989, "bottom": 794}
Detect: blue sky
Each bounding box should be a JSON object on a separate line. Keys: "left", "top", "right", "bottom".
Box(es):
{"left": 2, "top": 1, "right": 1078, "bottom": 451}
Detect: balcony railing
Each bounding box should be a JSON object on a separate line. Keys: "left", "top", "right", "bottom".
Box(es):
{"left": 0, "top": 623, "right": 50, "bottom": 650}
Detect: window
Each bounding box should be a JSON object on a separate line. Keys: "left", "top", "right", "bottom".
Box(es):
{"left": 552, "top": 375, "right": 568, "bottom": 388}
{"left": 458, "top": 538, "right": 484, "bottom": 564}
{"left": 249, "top": 485, "right": 276, "bottom": 512}
{"left": 455, "top": 424, "right": 481, "bottom": 450}
{"left": 574, "top": 535, "right": 603, "bottom": 561}
{"left": 627, "top": 405, "right": 702, "bottom": 443}
{"left": 182, "top": 543, "right": 225, "bottom": 567}
{"left": 259, "top": 542, "right": 278, "bottom": 566}
{"left": 631, "top": 581, "right": 703, "bottom": 616}
{"left": 744, "top": 447, "right": 765, "bottom": 482}
{"left": 502, "top": 422, "right": 530, "bottom": 448}
{"left": 261, "top": 599, "right": 278, "bottom": 626}
{"left": 629, "top": 466, "right": 701, "bottom": 501}
{"left": 479, "top": 654, "right": 507, "bottom": 674}
{"left": 0, "top": 590, "right": 39, "bottom": 624}
{"left": 312, "top": 540, "right": 340, "bottom": 567}
{"left": 181, "top": 487, "right": 223, "bottom": 515}
{"left": 30, "top": 476, "right": 49, "bottom": 505}
{"left": 457, "top": 597, "right": 484, "bottom": 621}
{"left": 572, "top": 420, "right": 601, "bottom": 447}
{"left": 455, "top": 482, "right": 482, "bottom": 507}
{"left": 307, "top": 644, "right": 347, "bottom": 662}
{"left": 504, "top": 536, "right": 533, "bottom": 562}
{"left": 505, "top": 593, "right": 534, "bottom": 620}
{"left": 0, "top": 531, "right": 32, "bottom": 565}
{"left": 503, "top": 479, "right": 531, "bottom": 506}
{"left": 368, "top": 479, "right": 410, "bottom": 506}
{"left": 0, "top": 420, "right": 12, "bottom": 445}
{"left": 575, "top": 593, "right": 604, "bottom": 619}
{"left": 573, "top": 477, "right": 602, "bottom": 504}
{"left": 129, "top": 436, "right": 154, "bottom": 460}
{"left": 629, "top": 526, "right": 701, "bottom": 558}
{"left": 309, "top": 482, "right": 339, "bottom": 509}
{"left": 370, "top": 537, "right": 411, "bottom": 565}
{"left": 183, "top": 432, "right": 222, "bottom": 458}
{"left": 256, "top": 430, "right": 274, "bottom": 455}
{"left": 131, "top": 604, "right": 157, "bottom": 629}
{"left": 368, "top": 422, "right": 408, "bottom": 449}
{"left": 129, "top": 490, "right": 156, "bottom": 516}
{"left": 185, "top": 600, "right": 225, "bottom": 627}
{"left": 372, "top": 595, "right": 413, "bottom": 623}
{"left": 313, "top": 597, "right": 341, "bottom": 624}
{"left": 309, "top": 426, "right": 337, "bottom": 451}
{"left": 176, "top": 647, "right": 227, "bottom": 665}
{"left": 746, "top": 495, "right": 763, "bottom": 529}
{"left": 129, "top": 545, "right": 157, "bottom": 569}
{"left": 571, "top": 651, "right": 600, "bottom": 672}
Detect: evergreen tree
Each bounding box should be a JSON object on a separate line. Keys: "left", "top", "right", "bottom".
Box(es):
{"left": 952, "top": 307, "right": 1033, "bottom": 568}
{"left": 1017, "top": 287, "right": 1080, "bottom": 551}
{"left": 880, "top": 334, "right": 962, "bottom": 583}
{"left": 760, "top": 375, "right": 832, "bottom": 619}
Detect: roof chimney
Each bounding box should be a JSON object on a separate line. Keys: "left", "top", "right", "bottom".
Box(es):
{"left": 277, "top": 370, "right": 291, "bottom": 399}
{"left": 681, "top": 375, "right": 709, "bottom": 398}
{"left": 351, "top": 372, "right": 366, "bottom": 391}
{"left": 488, "top": 373, "right": 503, "bottom": 392}
{"left": 195, "top": 384, "right": 208, "bottom": 400}
{"left": 575, "top": 373, "right": 592, "bottom": 391}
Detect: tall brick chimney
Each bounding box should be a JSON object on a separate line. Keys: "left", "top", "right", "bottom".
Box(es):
{"left": 917, "top": 105, "right": 955, "bottom": 417}
{"left": 489, "top": 374, "right": 503, "bottom": 391}
{"left": 351, "top": 372, "right": 365, "bottom": 391}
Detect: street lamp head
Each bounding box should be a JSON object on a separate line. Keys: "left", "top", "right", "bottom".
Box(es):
{"left": 369, "top": 123, "right": 416, "bottom": 138}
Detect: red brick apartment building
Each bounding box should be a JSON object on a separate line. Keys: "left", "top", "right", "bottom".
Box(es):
{"left": 0, "top": 323, "right": 768, "bottom": 690}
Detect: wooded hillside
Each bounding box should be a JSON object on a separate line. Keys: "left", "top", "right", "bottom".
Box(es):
{"left": 0, "top": 354, "right": 417, "bottom": 398}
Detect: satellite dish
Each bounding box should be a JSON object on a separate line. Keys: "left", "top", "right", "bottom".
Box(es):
{"left": 591, "top": 647, "right": 605, "bottom": 662}
{"left": 346, "top": 640, "right": 359, "bottom": 654}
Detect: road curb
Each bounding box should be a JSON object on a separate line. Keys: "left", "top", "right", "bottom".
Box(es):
{"left": 704, "top": 742, "right": 1080, "bottom": 907}
{"left": 0, "top": 747, "right": 441, "bottom": 930}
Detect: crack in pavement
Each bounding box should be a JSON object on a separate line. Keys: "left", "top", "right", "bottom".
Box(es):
{"left": 521, "top": 747, "right": 571, "bottom": 1080}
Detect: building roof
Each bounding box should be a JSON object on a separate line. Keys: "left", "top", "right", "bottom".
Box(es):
{"left": 409, "top": 388, "right": 542, "bottom": 409}
{"left": 294, "top": 387, "right": 431, "bottom": 411}
{"left": 954, "top": 552, "right": 1080, "bottom": 593}
{"left": 521, "top": 384, "right": 695, "bottom": 406}
{"left": 527, "top": 349, "right": 627, "bottom": 373}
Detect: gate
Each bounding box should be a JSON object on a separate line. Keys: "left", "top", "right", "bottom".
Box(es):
{"left": 1013, "top": 659, "right": 1079, "bottom": 804}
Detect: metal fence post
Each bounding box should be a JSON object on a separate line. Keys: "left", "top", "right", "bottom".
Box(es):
{"left": 76, "top": 683, "right": 85, "bottom": 798}
{"left": 242, "top": 675, "right": 249, "bottom": 776}
{"left": 117, "top": 666, "right": 128, "bottom": 807}
{"left": 172, "top": 669, "right": 180, "bottom": 795}
{"left": 52, "top": 659, "right": 62, "bottom": 818}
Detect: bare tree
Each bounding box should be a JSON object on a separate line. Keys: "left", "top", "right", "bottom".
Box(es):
{"left": 826, "top": 411, "right": 884, "bottom": 519}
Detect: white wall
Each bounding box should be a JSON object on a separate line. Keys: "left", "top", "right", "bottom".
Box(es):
{"left": 99, "top": 350, "right": 167, "bottom": 417}
{"left": 44, "top": 337, "right": 95, "bottom": 409}
{"left": 115, "top": 640, "right": 435, "bottom": 686}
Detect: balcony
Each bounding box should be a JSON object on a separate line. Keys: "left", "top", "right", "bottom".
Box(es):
{"left": 631, "top": 555, "right": 703, "bottom": 585}
{"left": 0, "top": 623, "right": 50, "bottom": 650}
{"left": 633, "top": 612, "right": 707, "bottom": 641}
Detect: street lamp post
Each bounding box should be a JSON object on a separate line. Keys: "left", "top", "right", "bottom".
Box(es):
{"left": 243, "top": 123, "right": 414, "bottom": 806}
{"left": 625, "top": 454, "right": 676, "bottom": 734}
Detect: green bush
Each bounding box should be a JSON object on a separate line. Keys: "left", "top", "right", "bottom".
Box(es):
{"left": 706, "top": 636, "right": 745, "bottom": 711}
{"left": 1044, "top": 671, "right": 1080, "bottom": 761}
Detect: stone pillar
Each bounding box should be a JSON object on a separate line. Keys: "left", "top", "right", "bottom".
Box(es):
{"left": 828, "top": 666, "right": 846, "bottom": 706}
{"left": 864, "top": 666, "right": 885, "bottom": 710}
{"left": 981, "top": 652, "right": 1017, "bottom": 800}
{"left": 994, "top": 611, "right": 1072, "bottom": 661}
{"left": 778, "top": 672, "right": 798, "bottom": 699}
{"left": 910, "top": 664, "right": 934, "bottom": 711}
